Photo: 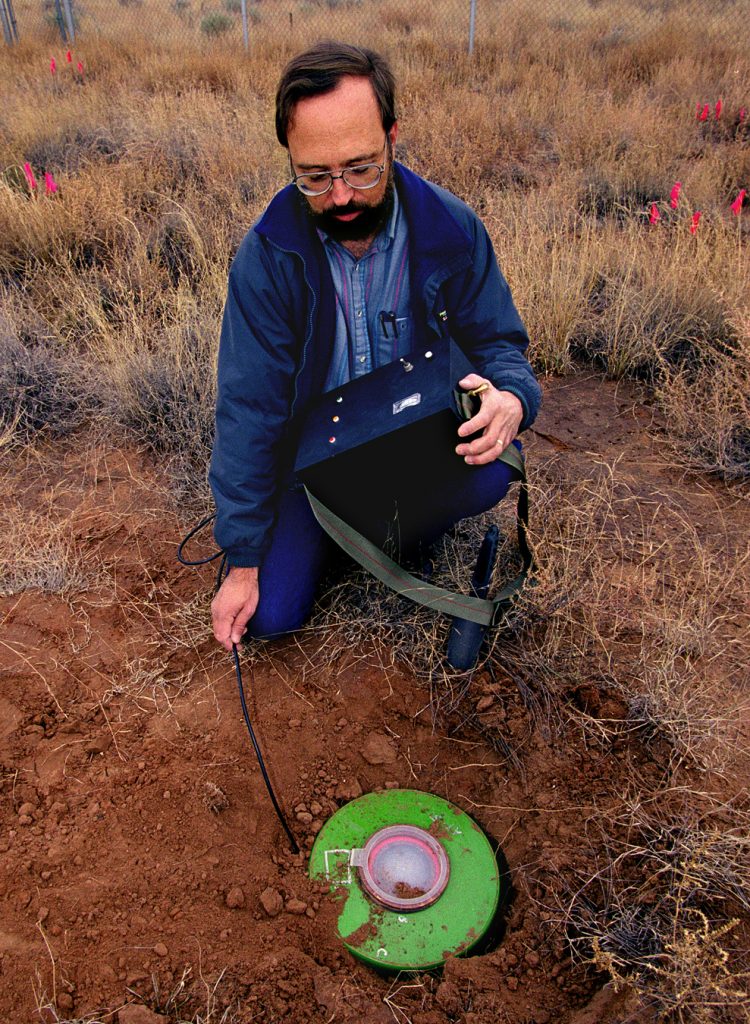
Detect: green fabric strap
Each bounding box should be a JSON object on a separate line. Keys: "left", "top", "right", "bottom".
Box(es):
{"left": 305, "top": 445, "right": 529, "bottom": 628}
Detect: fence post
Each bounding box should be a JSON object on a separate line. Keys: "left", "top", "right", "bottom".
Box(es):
{"left": 53, "top": 0, "right": 67, "bottom": 41}
{"left": 241, "top": 0, "right": 249, "bottom": 50}
{"left": 62, "top": 0, "right": 76, "bottom": 42}
{"left": 468, "top": 0, "right": 476, "bottom": 55}
{"left": 1, "top": 0, "right": 19, "bottom": 45}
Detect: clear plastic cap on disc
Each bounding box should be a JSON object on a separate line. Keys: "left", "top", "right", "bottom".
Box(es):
{"left": 351, "top": 824, "right": 450, "bottom": 912}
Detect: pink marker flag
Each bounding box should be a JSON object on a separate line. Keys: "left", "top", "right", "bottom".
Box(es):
{"left": 649, "top": 203, "right": 661, "bottom": 225}
{"left": 77, "top": 60, "right": 84, "bottom": 77}
{"left": 740, "top": 108, "right": 747, "bottom": 123}
{"left": 690, "top": 211, "right": 702, "bottom": 235}
{"left": 23, "top": 162, "right": 37, "bottom": 192}
{"left": 50, "top": 56, "right": 56, "bottom": 75}
{"left": 670, "top": 182, "right": 682, "bottom": 209}
{"left": 731, "top": 189, "right": 747, "bottom": 216}
{"left": 715, "top": 98, "right": 723, "bottom": 119}
{"left": 66, "top": 49, "right": 72, "bottom": 63}
{"left": 699, "top": 103, "right": 709, "bottom": 122}
{"left": 44, "top": 172, "right": 58, "bottom": 195}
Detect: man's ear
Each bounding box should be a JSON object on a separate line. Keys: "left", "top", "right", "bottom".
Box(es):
{"left": 389, "top": 121, "right": 399, "bottom": 148}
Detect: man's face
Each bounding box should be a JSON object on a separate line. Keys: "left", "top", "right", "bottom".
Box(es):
{"left": 287, "top": 76, "right": 398, "bottom": 241}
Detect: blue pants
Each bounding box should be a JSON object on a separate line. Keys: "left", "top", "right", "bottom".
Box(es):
{"left": 247, "top": 443, "right": 522, "bottom": 638}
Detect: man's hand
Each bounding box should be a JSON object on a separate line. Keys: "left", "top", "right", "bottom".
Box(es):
{"left": 211, "top": 566, "right": 259, "bottom": 651}
{"left": 455, "top": 374, "right": 523, "bottom": 466}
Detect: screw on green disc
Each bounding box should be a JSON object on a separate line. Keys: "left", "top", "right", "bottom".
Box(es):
{"left": 309, "top": 789, "right": 502, "bottom": 971}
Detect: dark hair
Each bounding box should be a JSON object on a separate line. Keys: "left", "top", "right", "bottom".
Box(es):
{"left": 275, "top": 41, "right": 397, "bottom": 148}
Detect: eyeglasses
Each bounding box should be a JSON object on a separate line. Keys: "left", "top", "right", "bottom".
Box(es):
{"left": 291, "top": 138, "right": 389, "bottom": 197}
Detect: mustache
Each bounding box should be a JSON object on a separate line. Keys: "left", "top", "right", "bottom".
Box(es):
{"left": 299, "top": 169, "right": 395, "bottom": 241}
{"left": 330, "top": 203, "right": 366, "bottom": 215}
{"left": 311, "top": 198, "right": 384, "bottom": 239}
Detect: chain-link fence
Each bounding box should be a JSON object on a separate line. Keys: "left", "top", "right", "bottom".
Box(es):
{"left": 2, "top": 0, "right": 748, "bottom": 52}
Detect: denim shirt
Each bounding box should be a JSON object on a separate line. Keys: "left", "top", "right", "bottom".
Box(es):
{"left": 319, "top": 189, "right": 412, "bottom": 389}
{"left": 210, "top": 163, "right": 541, "bottom": 566}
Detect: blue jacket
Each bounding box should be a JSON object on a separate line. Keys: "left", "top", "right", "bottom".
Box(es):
{"left": 210, "top": 163, "right": 541, "bottom": 567}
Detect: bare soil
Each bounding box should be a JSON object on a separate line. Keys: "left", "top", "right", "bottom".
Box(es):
{"left": 1, "top": 374, "right": 747, "bottom": 1024}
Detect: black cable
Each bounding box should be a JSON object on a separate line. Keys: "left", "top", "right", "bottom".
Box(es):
{"left": 177, "top": 516, "right": 299, "bottom": 854}
{"left": 232, "top": 643, "right": 300, "bottom": 854}
{"left": 177, "top": 512, "right": 221, "bottom": 566}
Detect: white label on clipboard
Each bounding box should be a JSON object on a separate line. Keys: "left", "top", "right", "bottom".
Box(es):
{"left": 393, "top": 393, "right": 421, "bottom": 415}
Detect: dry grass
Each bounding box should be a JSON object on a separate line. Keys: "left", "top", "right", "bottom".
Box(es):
{"left": 1, "top": 1, "right": 748, "bottom": 481}
{"left": 654, "top": 304, "right": 750, "bottom": 480}
{"left": 483, "top": 180, "right": 749, "bottom": 416}
{"left": 509, "top": 466, "right": 748, "bottom": 774}
{"left": 530, "top": 791, "right": 750, "bottom": 1023}
{"left": 0, "top": 495, "right": 107, "bottom": 596}
{"left": 99, "top": 655, "right": 195, "bottom": 714}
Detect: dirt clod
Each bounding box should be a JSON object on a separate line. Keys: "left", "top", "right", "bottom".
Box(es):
{"left": 225, "top": 887, "right": 245, "bottom": 909}
{"left": 285, "top": 898, "right": 308, "bottom": 915}
{"left": 118, "top": 1005, "right": 165, "bottom": 1024}
{"left": 259, "top": 887, "right": 284, "bottom": 917}
{"left": 568, "top": 982, "right": 637, "bottom": 1024}
{"left": 85, "top": 735, "right": 113, "bottom": 755}
{"left": 334, "top": 778, "right": 363, "bottom": 801}
{"left": 361, "top": 731, "right": 398, "bottom": 765}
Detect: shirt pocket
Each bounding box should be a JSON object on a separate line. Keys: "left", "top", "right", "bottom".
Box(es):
{"left": 393, "top": 315, "right": 412, "bottom": 353}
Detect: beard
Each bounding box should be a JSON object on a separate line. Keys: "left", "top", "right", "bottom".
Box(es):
{"left": 304, "top": 171, "right": 395, "bottom": 242}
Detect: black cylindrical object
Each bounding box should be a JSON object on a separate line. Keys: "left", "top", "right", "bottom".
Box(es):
{"left": 445, "top": 525, "right": 499, "bottom": 670}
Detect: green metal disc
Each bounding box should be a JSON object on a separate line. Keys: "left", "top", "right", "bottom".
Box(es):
{"left": 309, "top": 789, "right": 502, "bottom": 971}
